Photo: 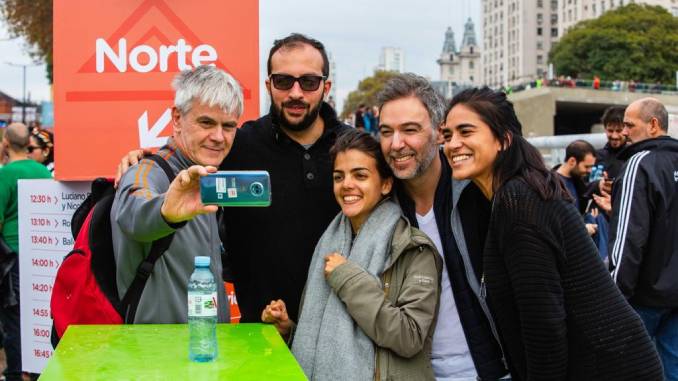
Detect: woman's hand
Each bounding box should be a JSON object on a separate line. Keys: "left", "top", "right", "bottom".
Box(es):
{"left": 324, "top": 252, "right": 347, "bottom": 278}
{"left": 261, "top": 299, "right": 292, "bottom": 336}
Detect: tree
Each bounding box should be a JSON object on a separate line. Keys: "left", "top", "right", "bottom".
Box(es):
{"left": 549, "top": 4, "right": 678, "bottom": 84}
{"left": 1, "top": 0, "right": 53, "bottom": 83}
{"left": 340, "top": 70, "right": 399, "bottom": 120}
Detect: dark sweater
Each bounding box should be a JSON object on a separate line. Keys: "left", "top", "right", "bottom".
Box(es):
{"left": 483, "top": 178, "right": 662, "bottom": 381}
{"left": 219, "top": 103, "right": 350, "bottom": 322}
{"left": 595, "top": 143, "right": 626, "bottom": 179}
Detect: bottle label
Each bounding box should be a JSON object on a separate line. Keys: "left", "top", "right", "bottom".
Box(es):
{"left": 188, "top": 292, "right": 218, "bottom": 317}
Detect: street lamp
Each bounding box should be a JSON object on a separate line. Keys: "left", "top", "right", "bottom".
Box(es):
{"left": 5, "top": 61, "right": 38, "bottom": 124}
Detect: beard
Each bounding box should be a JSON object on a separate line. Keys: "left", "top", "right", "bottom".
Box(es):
{"left": 270, "top": 94, "right": 323, "bottom": 132}
{"left": 389, "top": 132, "right": 439, "bottom": 180}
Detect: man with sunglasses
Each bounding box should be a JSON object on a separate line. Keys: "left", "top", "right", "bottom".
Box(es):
{"left": 0, "top": 123, "right": 51, "bottom": 381}
{"left": 218, "top": 34, "right": 349, "bottom": 323}
{"left": 117, "top": 34, "right": 348, "bottom": 323}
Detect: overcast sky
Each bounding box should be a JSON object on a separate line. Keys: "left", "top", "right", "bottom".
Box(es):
{"left": 0, "top": 0, "right": 481, "bottom": 114}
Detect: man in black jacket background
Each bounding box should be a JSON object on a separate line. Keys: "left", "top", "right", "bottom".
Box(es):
{"left": 609, "top": 97, "right": 678, "bottom": 381}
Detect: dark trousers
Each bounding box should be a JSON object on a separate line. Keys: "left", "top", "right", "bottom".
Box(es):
{"left": 0, "top": 260, "right": 22, "bottom": 381}
{"left": 635, "top": 305, "right": 678, "bottom": 381}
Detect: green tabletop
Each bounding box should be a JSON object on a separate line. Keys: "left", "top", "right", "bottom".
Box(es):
{"left": 40, "top": 323, "right": 307, "bottom": 380}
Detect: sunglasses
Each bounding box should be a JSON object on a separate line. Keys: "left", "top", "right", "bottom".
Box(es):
{"left": 27, "top": 146, "right": 42, "bottom": 153}
{"left": 270, "top": 74, "right": 326, "bottom": 91}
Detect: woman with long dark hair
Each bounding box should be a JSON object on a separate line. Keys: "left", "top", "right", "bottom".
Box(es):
{"left": 441, "top": 87, "right": 662, "bottom": 380}
{"left": 262, "top": 129, "right": 442, "bottom": 380}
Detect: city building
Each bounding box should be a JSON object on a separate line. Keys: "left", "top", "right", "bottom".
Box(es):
{"left": 377, "top": 47, "right": 405, "bottom": 73}
{"left": 482, "top": 0, "right": 678, "bottom": 88}
{"left": 560, "top": 0, "right": 678, "bottom": 35}
{"left": 327, "top": 52, "right": 337, "bottom": 105}
{"left": 437, "top": 18, "right": 481, "bottom": 85}
{"left": 482, "top": 0, "right": 559, "bottom": 88}
{"left": 0, "top": 90, "right": 39, "bottom": 125}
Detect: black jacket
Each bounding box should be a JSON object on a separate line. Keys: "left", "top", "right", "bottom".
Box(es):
{"left": 595, "top": 143, "right": 627, "bottom": 179}
{"left": 219, "top": 103, "right": 350, "bottom": 322}
{"left": 485, "top": 178, "right": 662, "bottom": 380}
{"left": 609, "top": 135, "right": 678, "bottom": 308}
{"left": 395, "top": 150, "right": 508, "bottom": 381}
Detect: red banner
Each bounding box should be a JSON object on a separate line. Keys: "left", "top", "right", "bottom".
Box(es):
{"left": 54, "top": 0, "right": 259, "bottom": 180}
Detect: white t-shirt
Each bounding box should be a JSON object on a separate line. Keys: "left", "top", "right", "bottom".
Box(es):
{"left": 416, "top": 209, "right": 477, "bottom": 381}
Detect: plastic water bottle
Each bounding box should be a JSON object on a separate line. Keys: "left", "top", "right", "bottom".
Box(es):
{"left": 589, "top": 164, "right": 604, "bottom": 182}
{"left": 188, "top": 256, "right": 218, "bottom": 362}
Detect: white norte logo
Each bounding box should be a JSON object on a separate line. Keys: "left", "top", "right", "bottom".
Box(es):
{"left": 94, "top": 38, "right": 219, "bottom": 148}
{"left": 95, "top": 38, "right": 218, "bottom": 73}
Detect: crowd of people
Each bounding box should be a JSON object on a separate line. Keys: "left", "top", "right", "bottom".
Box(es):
{"left": 504, "top": 74, "right": 673, "bottom": 95}
{"left": 0, "top": 122, "right": 53, "bottom": 381}
{"left": 1, "top": 31, "right": 677, "bottom": 381}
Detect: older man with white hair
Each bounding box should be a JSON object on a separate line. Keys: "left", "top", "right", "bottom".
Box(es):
{"left": 111, "top": 65, "right": 243, "bottom": 324}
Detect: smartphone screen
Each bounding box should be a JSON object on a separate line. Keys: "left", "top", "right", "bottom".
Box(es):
{"left": 200, "top": 171, "right": 271, "bottom": 207}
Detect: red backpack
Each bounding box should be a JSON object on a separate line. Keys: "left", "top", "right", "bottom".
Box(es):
{"left": 50, "top": 155, "right": 175, "bottom": 347}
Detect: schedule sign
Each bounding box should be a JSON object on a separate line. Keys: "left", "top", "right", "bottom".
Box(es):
{"left": 53, "top": 0, "right": 259, "bottom": 180}
{"left": 17, "top": 180, "right": 91, "bottom": 373}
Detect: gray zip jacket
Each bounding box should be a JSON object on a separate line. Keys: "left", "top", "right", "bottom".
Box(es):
{"left": 450, "top": 179, "right": 507, "bottom": 371}
{"left": 111, "top": 142, "right": 229, "bottom": 324}
{"left": 326, "top": 218, "right": 443, "bottom": 381}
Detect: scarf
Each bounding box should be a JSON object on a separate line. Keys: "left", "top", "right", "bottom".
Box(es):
{"left": 292, "top": 200, "right": 402, "bottom": 380}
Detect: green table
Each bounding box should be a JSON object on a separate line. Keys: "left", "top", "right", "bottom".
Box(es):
{"left": 40, "top": 324, "right": 307, "bottom": 380}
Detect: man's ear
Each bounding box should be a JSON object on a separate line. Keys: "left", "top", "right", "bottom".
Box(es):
{"left": 436, "top": 125, "right": 444, "bottom": 145}
{"left": 171, "top": 107, "right": 182, "bottom": 134}
{"left": 649, "top": 117, "right": 662, "bottom": 137}
{"left": 323, "top": 79, "right": 332, "bottom": 101}
{"left": 566, "top": 156, "right": 577, "bottom": 168}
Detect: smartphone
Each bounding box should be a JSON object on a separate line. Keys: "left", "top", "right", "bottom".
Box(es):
{"left": 584, "top": 199, "right": 595, "bottom": 214}
{"left": 200, "top": 171, "right": 271, "bottom": 207}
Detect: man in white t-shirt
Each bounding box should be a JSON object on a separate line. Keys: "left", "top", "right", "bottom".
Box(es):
{"left": 376, "top": 74, "right": 509, "bottom": 381}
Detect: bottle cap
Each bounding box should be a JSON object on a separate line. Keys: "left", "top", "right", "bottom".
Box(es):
{"left": 194, "top": 256, "right": 210, "bottom": 267}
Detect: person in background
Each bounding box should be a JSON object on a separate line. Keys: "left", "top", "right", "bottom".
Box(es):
{"left": 354, "top": 104, "right": 366, "bottom": 131}
{"left": 442, "top": 87, "right": 662, "bottom": 380}
{"left": 28, "top": 128, "right": 54, "bottom": 175}
{"left": 263, "top": 129, "right": 441, "bottom": 381}
{"left": 609, "top": 97, "right": 678, "bottom": 380}
{"left": 596, "top": 106, "right": 627, "bottom": 188}
{"left": 371, "top": 105, "right": 380, "bottom": 136}
{"left": 555, "top": 140, "right": 597, "bottom": 214}
{"left": 363, "top": 105, "right": 374, "bottom": 135}
{"left": 0, "top": 123, "right": 52, "bottom": 381}
{"left": 555, "top": 140, "right": 609, "bottom": 257}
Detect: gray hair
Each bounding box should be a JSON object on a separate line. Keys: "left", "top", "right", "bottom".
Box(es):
{"left": 5, "top": 122, "right": 30, "bottom": 151}
{"left": 173, "top": 65, "right": 244, "bottom": 118}
{"left": 636, "top": 98, "right": 669, "bottom": 132}
{"left": 376, "top": 73, "right": 445, "bottom": 129}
